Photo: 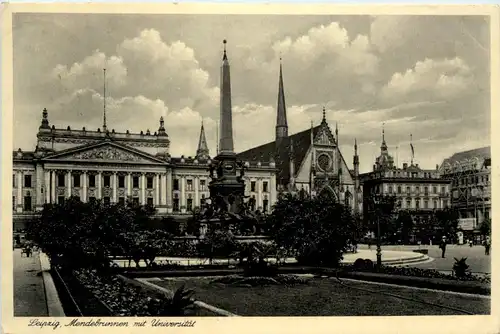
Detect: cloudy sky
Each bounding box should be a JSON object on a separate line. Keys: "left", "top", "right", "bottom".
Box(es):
{"left": 13, "top": 14, "right": 490, "bottom": 173}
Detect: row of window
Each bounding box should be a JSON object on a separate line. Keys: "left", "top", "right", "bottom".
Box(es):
{"left": 14, "top": 174, "right": 271, "bottom": 193}
{"left": 453, "top": 174, "right": 490, "bottom": 187}
{"left": 375, "top": 185, "right": 447, "bottom": 195}
{"left": 402, "top": 199, "right": 448, "bottom": 210}
{"left": 172, "top": 179, "right": 207, "bottom": 191}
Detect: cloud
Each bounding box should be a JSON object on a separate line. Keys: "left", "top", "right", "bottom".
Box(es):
{"left": 380, "top": 57, "right": 475, "bottom": 103}
{"left": 13, "top": 14, "right": 490, "bottom": 174}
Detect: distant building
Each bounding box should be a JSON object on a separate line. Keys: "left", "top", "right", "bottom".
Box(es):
{"left": 236, "top": 60, "right": 362, "bottom": 215}
{"left": 439, "top": 146, "right": 491, "bottom": 239}
{"left": 360, "top": 129, "right": 452, "bottom": 242}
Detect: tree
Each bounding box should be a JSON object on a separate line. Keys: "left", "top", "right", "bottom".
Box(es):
{"left": 434, "top": 207, "right": 459, "bottom": 241}
{"left": 396, "top": 210, "right": 414, "bottom": 244}
{"left": 479, "top": 218, "right": 491, "bottom": 237}
{"left": 365, "top": 195, "right": 400, "bottom": 243}
{"left": 267, "top": 192, "right": 358, "bottom": 267}
{"left": 26, "top": 197, "right": 162, "bottom": 271}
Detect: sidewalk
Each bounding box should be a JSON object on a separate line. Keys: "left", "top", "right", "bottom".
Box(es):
{"left": 13, "top": 248, "right": 48, "bottom": 316}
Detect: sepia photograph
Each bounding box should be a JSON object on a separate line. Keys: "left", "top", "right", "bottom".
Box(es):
{"left": 2, "top": 3, "right": 498, "bottom": 333}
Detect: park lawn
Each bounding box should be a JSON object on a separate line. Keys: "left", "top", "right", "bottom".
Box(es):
{"left": 151, "top": 277, "right": 490, "bottom": 316}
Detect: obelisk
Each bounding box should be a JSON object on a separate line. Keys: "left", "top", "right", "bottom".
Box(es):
{"left": 219, "top": 39, "right": 234, "bottom": 155}
{"left": 209, "top": 40, "right": 245, "bottom": 214}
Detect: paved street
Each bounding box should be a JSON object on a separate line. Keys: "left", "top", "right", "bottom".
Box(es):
{"left": 358, "top": 244, "right": 491, "bottom": 274}
{"left": 13, "top": 248, "right": 48, "bottom": 316}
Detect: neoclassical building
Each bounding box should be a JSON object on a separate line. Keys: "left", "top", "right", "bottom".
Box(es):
{"left": 13, "top": 109, "right": 276, "bottom": 226}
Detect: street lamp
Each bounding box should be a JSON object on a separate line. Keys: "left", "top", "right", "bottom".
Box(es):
{"left": 372, "top": 194, "right": 382, "bottom": 268}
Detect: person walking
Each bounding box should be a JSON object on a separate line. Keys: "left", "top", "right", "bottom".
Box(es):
{"left": 439, "top": 236, "right": 447, "bottom": 258}
{"left": 484, "top": 237, "right": 491, "bottom": 255}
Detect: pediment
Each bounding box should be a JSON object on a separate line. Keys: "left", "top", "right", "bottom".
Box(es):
{"left": 314, "top": 125, "right": 336, "bottom": 146}
{"left": 44, "top": 143, "right": 165, "bottom": 164}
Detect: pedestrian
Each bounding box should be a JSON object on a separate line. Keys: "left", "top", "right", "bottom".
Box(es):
{"left": 439, "top": 236, "right": 447, "bottom": 258}
{"left": 367, "top": 239, "right": 372, "bottom": 250}
{"left": 469, "top": 239, "right": 473, "bottom": 248}
{"left": 485, "top": 237, "right": 491, "bottom": 255}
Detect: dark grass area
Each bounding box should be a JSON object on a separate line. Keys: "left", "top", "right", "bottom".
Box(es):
{"left": 152, "top": 276, "right": 490, "bottom": 316}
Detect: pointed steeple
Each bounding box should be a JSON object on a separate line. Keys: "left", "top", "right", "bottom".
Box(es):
{"left": 276, "top": 57, "right": 288, "bottom": 141}
{"left": 353, "top": 138, "right": 359, "bottom": 167}
{"left": 381, "top": 123, "right": 388, "bottom": 152}
{"left": 196, "top": 119, "right": 210, "bottom": 160}
{"left": 219, "top": 39, "right": 234, "bottom": 155}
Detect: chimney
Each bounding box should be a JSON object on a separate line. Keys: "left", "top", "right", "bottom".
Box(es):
{"left": 436, "top": 164, "right": 439, "bottom": 170}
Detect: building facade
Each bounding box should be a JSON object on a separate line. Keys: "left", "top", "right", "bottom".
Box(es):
{"left": 439, "top": 146, "right": 491, "bottom": 238}
{"left": 360, "top": 130, "right": 452, "bottom": 241}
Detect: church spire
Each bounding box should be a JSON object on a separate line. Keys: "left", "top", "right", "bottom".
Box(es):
{"left": 381, "top": 122, "right": 388, "bottom": 152}
{"left": 196, "top": 119, "right": 210, "bottom": 160}
{"left": 276, "top": 57, "right": 288, "bottom": 141}
{"left": 219, "top": 39, "right": 234, "bottom": 155}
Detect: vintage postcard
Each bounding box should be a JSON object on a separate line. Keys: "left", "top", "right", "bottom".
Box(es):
{"left": 1, "top": 3, "right": 499, "bottom": 334}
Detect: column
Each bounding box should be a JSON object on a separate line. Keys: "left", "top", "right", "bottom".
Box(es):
{"left": 97, "top": 171, "right": 102, "bottom": 199}
{"left": 194, "top": 176, "right": 200, "bottom": 208}
{"left": 257, "top": 178, "right": 262, "bottom": 210}
{"left": 17, "top": 171, "right": 23, "bottom": 212}
{"left": 126, "top": 173, "right": 132, "bottom": 199}
{"left": 161, "top": 173, "right": 167, "bottom": 206}
{"left": 51, "top": 171, "right": 56, "bottom": 203}
{"left": 270, "top": 174, "right": 277, "bottom": 207}
{"left": 141, "top": 173, "right": 146, "bottom": 205}
{"left": 112, "top": 172, "right": 117, "bottom": 203}
{"left": 66, "top": 170, "right": 72, "bottom": 198}
{"left": 82, "top": 171, "right": 87, "bottom": 202}
{"left": 44, "top": 170, "right": 50, "bottom": 204}
{"left": 166, "top": 171, "right": 173, "bottom": 212}
{"left": 155, "top": 173, "right": 160, "bottom": 206}
{"left": 180, "top": 176, "right": 186, "bottom": 212}
{"left": 36, "top": 165, "right": 44, "bottom": 208}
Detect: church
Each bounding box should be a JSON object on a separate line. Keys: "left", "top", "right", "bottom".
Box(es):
{"left": 236, "top": 60, "right": 362, "bottom": 215}
{"left": 12, "top": 40, "right": 361, "bottom": 230}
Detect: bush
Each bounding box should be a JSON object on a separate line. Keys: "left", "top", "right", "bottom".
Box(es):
{"left": 453, "top": 257, "right": 471, "bottom": 278}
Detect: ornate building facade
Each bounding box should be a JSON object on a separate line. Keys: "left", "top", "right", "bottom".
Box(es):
{"left": 360, "top": 130, "right": 452, "bottom": 240}
{"left": 12, "top": 43, "right": 277, "bottom": 230}
{"left": 236, "top": 60, "right": 362, "bottom": 215}
{"left": 439, "top": 146, "right": 491, "bottom": 238}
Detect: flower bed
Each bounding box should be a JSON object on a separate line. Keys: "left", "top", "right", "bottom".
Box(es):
{"left": 210, "top": 274, "right": 310, "bottom": 287}
{"left": 341, "top": 263, "right": 491, "bottom": 284}
{"left": 72, "top": 269, "right": 199, "bottom": 316}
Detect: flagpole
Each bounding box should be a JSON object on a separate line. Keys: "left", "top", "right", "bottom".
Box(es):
{"left": 410, "top": 134, "right": 414, "bottom": 166}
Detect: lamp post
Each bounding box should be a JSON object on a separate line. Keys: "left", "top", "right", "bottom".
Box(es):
{"left": 376, "top": 215, "right": 382, "bottom": 267}
{"left": 372, "top": 194, "right": 382, "bottom": 268}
